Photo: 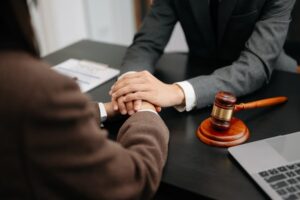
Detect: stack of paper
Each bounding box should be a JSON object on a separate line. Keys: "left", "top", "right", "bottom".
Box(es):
{"left": 53, "top": 59, "right": 120, "bottom": 93}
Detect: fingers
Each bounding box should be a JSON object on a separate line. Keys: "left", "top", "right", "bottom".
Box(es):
{"left": 112, "top": 84, "right": 150, "bottom": 99}
{"left": 110, "top": 78, "right": 145, "bottom": 96}
{"left": 116, "top": 97, "right": 138, "bottom": 115}
{"left": 123, "top": 92, "right": 152, "bottom": 104}
{"left": 109, "top": 78, "right": 144, "bottom": 95}
{"left": 126, "top": 101, "right": 135, "bottom": 115}
{"left": 119, "top": 71, "right": 145, "bottom": 80}
{"left": 110, "top": 71, "right": 152, "bottom": 94}
{"left": 112, "top": 97, "right": 118, "bottom": 111}
{"left": 113, "top": 95, "right": 159, "bottom": 115}
{"left": 155, "top": 106, "right": 162, "bottom": 112}
{"left": 134, "top": 99, "right": 142, "bottom": 111}
{"left": 117, "top": 96, "right": 127, "bottom": 115}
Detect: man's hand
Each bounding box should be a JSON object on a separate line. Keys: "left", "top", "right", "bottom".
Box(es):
{"left": 110, "top": 71, "right": 161, "bottom": 115}
{"left": 110, "top": 71, "right": 185, "bottom": 108}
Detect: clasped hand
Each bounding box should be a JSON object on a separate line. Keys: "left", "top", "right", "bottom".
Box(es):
{"left": 109, "top": 71, "right": 185, "bottom": 115}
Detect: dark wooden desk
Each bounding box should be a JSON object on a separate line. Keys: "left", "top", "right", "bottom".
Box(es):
{"left": 44, "top": 40, "right": 300, "bottom": 200}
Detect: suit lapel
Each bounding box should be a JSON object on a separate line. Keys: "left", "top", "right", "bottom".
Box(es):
{"left": 188, "top": 0, "right": 215, "bottom": 47}
{"left": 217, "top": 0, "right": 238, "bottom": 44}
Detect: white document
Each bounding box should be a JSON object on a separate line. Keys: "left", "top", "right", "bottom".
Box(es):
{"left": 53, "top": 59, "right": 120, "bottom": 93}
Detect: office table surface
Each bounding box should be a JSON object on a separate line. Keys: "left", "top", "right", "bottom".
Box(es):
{"left": 44, "top": 40, "right": 300, "bottom": 200}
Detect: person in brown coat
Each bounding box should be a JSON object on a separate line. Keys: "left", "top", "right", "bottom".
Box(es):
{"left": 0, "top": 1, "right": 169, "bottom": 199}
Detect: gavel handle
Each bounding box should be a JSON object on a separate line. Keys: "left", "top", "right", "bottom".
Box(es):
{"left": 234, "top": 96, "right": 288, "bottom": 112}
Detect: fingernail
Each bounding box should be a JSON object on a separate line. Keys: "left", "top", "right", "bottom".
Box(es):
{"left": 109, "top": 91, "right": 112, "bottom": 95}
{"left": 114, "top": 105, "right": 118, "bottom": 110}
{"left": 129, "top": 110, "right": 134, "bottom": 115}
{"left": 121, "top": 111, "right": 127, "bottom": 115}
{"left": 135, "top": 105, "right": 141, "bottom": 110}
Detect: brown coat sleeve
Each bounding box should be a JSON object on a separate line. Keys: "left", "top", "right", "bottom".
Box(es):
{"left": 16, "top": 53, "right": 169, "bottom": 200}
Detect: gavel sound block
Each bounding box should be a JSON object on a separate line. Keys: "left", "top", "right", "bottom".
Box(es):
{"left": 196, "top": 91, "right": 288, "bottom": 147}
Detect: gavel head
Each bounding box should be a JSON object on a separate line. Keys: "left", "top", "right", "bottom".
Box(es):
{"left": 210, "top": 91, "right": 236, "bottom": 130}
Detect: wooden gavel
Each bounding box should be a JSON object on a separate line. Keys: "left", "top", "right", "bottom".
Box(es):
{"left": 197, "top": 91, "right": 288, "bottom": 147}
{"left": 210, "top": 91, "right": 288, "bottom": 130}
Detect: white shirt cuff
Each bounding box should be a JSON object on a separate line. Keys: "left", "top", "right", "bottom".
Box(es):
{"left": 137, "top": 109, "right": 158, "bottom": 115}
{"left": 174, "top": 81, "right": 196, "bottom": 112}
{"left": 98, "top": 103, "right": 107, "bottom": 123}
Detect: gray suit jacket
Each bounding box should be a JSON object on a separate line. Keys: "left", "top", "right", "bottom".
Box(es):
{"left": 121, "top": 0, "right": 297, "bottom": 109}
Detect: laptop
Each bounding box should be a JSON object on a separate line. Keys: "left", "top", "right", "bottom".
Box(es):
{"left": 228, "top": 131, "right": 300, "bottom": 200}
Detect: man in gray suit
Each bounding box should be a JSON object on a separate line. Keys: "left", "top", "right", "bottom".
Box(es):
{"left": 110, "top": 0, "right": 297, "bottom": 114}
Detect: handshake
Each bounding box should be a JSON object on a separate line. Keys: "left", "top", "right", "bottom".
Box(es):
{"left": 105, "top": 70, "right": 186, "bottom": 117}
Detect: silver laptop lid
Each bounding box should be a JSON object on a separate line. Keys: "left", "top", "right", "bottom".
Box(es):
{"left": 228, "top": 131, "right": 300, "bottom": 174}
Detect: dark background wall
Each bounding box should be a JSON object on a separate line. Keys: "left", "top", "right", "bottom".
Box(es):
{"left": 284, "top": 1, "right": 300, "bottom": 64}
{"left": 288, "top": 1, "right": 300, "bottom": 42}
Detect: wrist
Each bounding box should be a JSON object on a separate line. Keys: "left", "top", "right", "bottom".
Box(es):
{"left": 171, "top": 84, "right": 185, "bottom": 106}
{"left": 104, "top": 102, "right": 118, "bottom": 119}
{"left": 140, "top": 101, "right": 156, "bottom": 111}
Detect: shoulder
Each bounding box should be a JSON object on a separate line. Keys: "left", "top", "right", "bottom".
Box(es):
{"left": 0, "top": 51, "right": 91, "bottom": 120}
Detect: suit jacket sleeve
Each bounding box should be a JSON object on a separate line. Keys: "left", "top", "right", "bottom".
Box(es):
{"left": 23, "top": 56, "right": 169, "bottom": 200}
{"left": 121, "top": 0, "right": 177, "bottom": 73}
{"left": 188, "top": 0, "right": 296, "bottom": 109}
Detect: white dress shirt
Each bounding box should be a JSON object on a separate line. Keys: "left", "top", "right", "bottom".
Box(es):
{"left": 174, "top": 81, "right": 197, "bottom": 112}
